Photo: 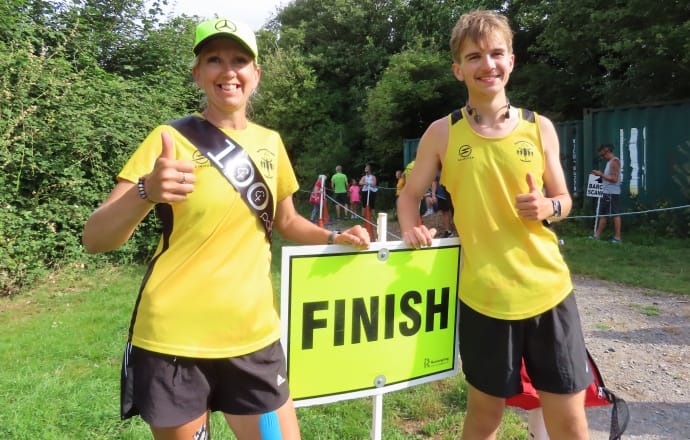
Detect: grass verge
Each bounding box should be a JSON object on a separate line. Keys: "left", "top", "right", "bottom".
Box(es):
{"left": 1, "top": 229, "right": 687, "bottom": 438}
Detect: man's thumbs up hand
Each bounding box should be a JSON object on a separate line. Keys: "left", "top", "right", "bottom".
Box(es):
{"left": 515, "top": 173, "right": 545, "bottom": 221}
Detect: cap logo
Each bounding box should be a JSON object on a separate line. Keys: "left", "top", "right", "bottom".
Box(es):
{"left": 214, "top": 19, "right": 237, "bottom": 33}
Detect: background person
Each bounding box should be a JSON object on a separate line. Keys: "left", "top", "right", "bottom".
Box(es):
{"left": 397, "top": 10, "right": 591, "bottom": 440}
{"left": 348, "top": 178, "right": 361, "bottom": 219}
{"left": 591, "top": 143, "right": 622, "bottom": 242}
{"left": 394, "top": 169, "right": 404, "bottom": 218}
{"left": 82, "top": 17, "right": 369, "bottom": 440}
{"left": 359, "top": 164, "right": 378, "bottom": 217}
{"left": 310, "top": 174, "right": 327, "bottom": 222}
{"left": 430, "top": 172, "right": 453, "bottom": 237}
{"left": 330, "top": 165, "right": 349, "bottom": 220}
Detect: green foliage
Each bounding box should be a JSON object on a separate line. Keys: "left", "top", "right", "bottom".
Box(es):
{"left": 0, "top": 1, "right": 196, "bottom": 296}
{"left": 525, "top": 0, "right": 690, "bottom": 115}
{"left": 364, "top": 43, "right": 466, "bottom": 171}
{"left": 1, "top": 0, "right": 689, "bottom": 295}
{"left": 627, "top": 198, "right": 690, "bottom": 239}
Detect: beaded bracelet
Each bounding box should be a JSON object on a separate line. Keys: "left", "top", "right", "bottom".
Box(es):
{"left": 137, "top": 177, "right": 155, "bottom": 204}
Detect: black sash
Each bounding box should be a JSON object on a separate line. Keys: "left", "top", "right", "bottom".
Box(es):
{"left": 169, "top": 115, "right": 274, "bottom": 242}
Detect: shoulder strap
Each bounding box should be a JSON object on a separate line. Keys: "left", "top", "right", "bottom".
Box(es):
{"left": 521, "top": 108, "right": 536, "bottom": 123}
{"left": 450, "top": 108, "right": 464, "bottom": 125}
{"left": 169, "top": 115, "right": 274, "bottom": 243}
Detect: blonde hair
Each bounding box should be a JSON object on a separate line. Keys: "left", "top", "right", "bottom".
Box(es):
{"left": 450, "top": 10, "right": 513, "bottom": 63}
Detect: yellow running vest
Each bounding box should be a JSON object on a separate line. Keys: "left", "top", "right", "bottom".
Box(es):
{"left": 441, "top": 108, "right": 572, "bottom": 320}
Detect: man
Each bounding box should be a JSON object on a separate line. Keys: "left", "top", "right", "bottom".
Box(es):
{"left": 394, "top": 169, "right": 404, "bottom": 218}
{"left": 430, "top": 173, "right": 453, "bottom": 237}
{"left": 397, "top": 10, "right": 591, "bottom": 439}
{"left": 591, "top": 144, "right": 622, "bottom": 242}
{"left": 330, "top": 165, "right": 349, "bottom": 220}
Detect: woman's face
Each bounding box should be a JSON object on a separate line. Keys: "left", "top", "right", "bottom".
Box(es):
{"left": 192, "top": 38, "right": 260, "bottom": 114}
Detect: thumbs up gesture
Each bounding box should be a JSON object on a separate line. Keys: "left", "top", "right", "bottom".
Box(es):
{"left": 515, "top": 173, "right": 545, "bottom": 221}
{"left": 144, "top": 131, "right": 196, "bottom": 203}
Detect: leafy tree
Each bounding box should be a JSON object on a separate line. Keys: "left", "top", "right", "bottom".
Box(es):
{"left": 269, "top": 0, "right": 408, "bottom": 177}
{"left": 364, "top": 43, "right": 465, "bottom": 171}
{"left": 521, "top": 0, "right": 690, "bottom": 117}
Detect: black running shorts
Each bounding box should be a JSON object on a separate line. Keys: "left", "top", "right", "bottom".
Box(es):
{"left": 120, "top": 340, "right": 290, "bottom": 428}
{"left": 458, "top": 292, "right": 592, "bottom": 398}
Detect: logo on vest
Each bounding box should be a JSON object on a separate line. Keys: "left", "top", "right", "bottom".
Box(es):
{"left": 515, "top": 141, "right": 535, "bottom": 163}
{"left": 456, "top": 144, "right": 473, "bottom": 161}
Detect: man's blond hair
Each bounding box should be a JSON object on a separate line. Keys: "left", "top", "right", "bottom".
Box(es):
{"left": 450, "top": 10, "right": 513, "bottom": 63}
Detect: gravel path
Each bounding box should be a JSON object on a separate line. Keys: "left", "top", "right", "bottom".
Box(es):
{"left": 572, "top": 275, "right": 690, "bottom": 440}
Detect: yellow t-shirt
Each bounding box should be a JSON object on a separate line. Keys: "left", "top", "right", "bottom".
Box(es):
{"left": 396, "top": 176, "right": 405, "bottom": 196}
{"left": 441, "top": 108, "right": 572, "bottom": 320}
{"left": 119, "top": 115, "right": 299, "bottom": 358}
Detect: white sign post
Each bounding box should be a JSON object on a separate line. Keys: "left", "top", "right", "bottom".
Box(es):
{"left": 586, "top": 174, "right": 604, "bottom": 235}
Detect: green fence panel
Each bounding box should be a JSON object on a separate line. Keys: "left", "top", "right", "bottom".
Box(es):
{"left": 403, "top": 138, "right": 420, "bottom": 167}
{"left": 555, "top": 120, "right": 584, "bottom": 199}
{"left": 582, "top": 100, "right": 690, "bottom": 212}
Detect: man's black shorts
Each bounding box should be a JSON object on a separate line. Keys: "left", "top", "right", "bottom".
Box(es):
{"left": 597, "top": 193, "right": 620, "bottom": 216}
{"left": 458, "top": 292, "right": 592, "bottom": 398}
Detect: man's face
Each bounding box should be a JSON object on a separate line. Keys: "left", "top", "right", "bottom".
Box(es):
{"left": 452, "top": 34, "right": 514, "bottom": 95}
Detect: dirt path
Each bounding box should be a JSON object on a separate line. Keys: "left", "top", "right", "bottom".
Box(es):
{"left": 571, "top": 275, "right": 690, "bottom": 440}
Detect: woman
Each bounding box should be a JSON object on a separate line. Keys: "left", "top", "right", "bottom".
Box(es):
{"left": 358, "top": 164, "right": 378, "bottom": 217}
{"left": 82, "top": 17, "right": 369, "bottom": 440}
{"left": 309, "top": 174, "right": 327, "bottom": 222}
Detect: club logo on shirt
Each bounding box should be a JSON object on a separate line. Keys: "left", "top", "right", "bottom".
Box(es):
{"left": 192, "top": 150, "right": 212, "bottom": 168}
{"left": 456, "top": 144, "right": 473, "bottom": 161}
{"left": 257, "top": 148, "right": 276, "bottom": 179}
{"left": 515, "top": 141, "right": 535, "bottom": 163}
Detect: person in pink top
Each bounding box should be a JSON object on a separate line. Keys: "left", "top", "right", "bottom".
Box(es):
{"left": 348, "top": 178, "right": 361, "bottom": 219}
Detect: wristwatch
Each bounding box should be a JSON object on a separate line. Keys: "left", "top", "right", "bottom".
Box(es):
{"left": 551, "top": 198, "right": 562, "bottom": 218}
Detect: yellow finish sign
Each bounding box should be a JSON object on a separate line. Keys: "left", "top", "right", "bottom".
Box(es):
{"left": 280, "top": 238, "right": 460, "bottom": 407}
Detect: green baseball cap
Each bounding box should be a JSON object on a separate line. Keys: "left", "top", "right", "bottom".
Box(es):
{"left": 193, "top": 18, "right": 258, "bottom": 60}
